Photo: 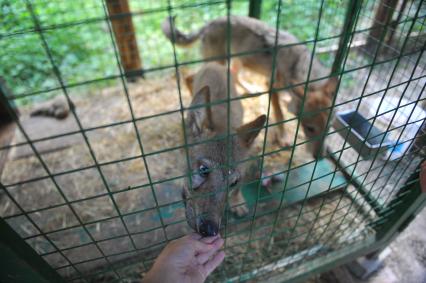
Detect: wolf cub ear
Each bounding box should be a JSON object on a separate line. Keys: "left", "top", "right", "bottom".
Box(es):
{"left": 237, "top": 115, "right": 266, "bottom": 147}
{"left": 187, "top": 86, "right": 214, "bottom": 136}
{"left": 322, "top": 77, "right": 338, "bottom": 98}
{"left": 292, "top": 85, "right": 306, "bottom": 99}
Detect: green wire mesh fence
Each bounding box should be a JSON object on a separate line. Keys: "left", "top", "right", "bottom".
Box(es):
{"left": 0, "top": 0, "right": 425, "bottom": 282}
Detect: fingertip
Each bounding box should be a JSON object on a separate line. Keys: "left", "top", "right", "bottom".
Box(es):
{"left": 200, "top": 234, "right": 219, "bottom": 244}
{"left": 215, "top": 238, "right": 224, "bottom": 249}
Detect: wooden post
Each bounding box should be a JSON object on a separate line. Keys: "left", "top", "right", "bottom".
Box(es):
{"left": 366, "top": 0, "right": 399, "bottom": 52}
{"left": 106, "top": 0, "right": 143, "bottom": 81}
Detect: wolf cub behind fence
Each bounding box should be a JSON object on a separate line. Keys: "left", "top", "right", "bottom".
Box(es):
{"left": 163, "top": 15, "right": 338, "bottom": 157}
{"left": 182, "top": 62, "right": 266, "bottom": 237}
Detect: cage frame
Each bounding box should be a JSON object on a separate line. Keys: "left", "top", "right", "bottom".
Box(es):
{"left": 0, "top": 0, "right": 425, "bottom": 282}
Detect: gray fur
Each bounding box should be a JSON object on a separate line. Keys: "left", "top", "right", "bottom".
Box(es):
{"left": 162, "top": 15, "right": 328, "bottom": 87}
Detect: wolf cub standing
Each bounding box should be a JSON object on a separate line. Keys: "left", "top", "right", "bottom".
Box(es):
{"left": 163, "top": 15, "right": 337, "bottom": 157}
{"left": 182, "top": 62, "right": 266, "bottom": 236}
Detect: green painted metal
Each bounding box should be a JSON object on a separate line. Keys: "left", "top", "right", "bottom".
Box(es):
{"left": 0, "top": 0, "right": 425, "bottom": 282}
{"left": 328, "top": 150, "right": 384, "bottom": 215}
{"left": 248, "top": 0, "right": 262, "bottom": 19}
{"left": 332, "top": 0, "right": 363, "bottom": 74}
{"left": 233, "top": 164, "right": 425, "bottom": 283}
{"left": 0, "top": 78, "right": 18, "bottom": 122}
{"left": 374, "top": 167, "right": 426, "bottom": 239}
{"left": 241, "top": 158, "right": 347, "bottom": 208}
{"left": 0, "top": 217, "right": 65, "bottom": 283}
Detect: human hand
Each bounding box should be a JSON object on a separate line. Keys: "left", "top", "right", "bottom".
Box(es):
{"left": 143, "top": 233, "right": 225, "bottom": 283}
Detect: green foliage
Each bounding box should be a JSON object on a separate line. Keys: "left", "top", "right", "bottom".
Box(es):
{"left": 1, "top": 0, "right": 348, "bottom": 106}
{"left": 0, "top": 0, "right": 113, "bottom": 105}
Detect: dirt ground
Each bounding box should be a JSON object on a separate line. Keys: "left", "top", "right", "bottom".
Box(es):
{"left": 0, "top": 70, "right": 374, "bottom": 281}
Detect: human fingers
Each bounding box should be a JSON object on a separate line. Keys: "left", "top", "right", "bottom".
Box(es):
{"left": 189, "top": 233, "right": 203, "bottom": 241}
{"left": 196, "top": 238, "right": 224, "bottom": 264}
{"left": 185, "top": 234, "right": 223, "bottom": 255}
{"left": 192, "top": 239, "right": 216, "bottom": 254}
{"left": 172, "top": 233, "right": 202, "bottom": 250}
{"left": 199, "top": 234, "right": 220, "bottom": 245}
{"left": 202, "top": 251, "right": 225, "bottom": 276}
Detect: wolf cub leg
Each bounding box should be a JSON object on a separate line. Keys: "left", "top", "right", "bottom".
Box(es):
{"left": 271, "top": 92, "right": 292, "bottom": 148}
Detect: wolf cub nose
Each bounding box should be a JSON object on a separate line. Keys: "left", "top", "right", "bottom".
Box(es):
{"left": 199, "top": 219, "right": 218, "bottom": 237}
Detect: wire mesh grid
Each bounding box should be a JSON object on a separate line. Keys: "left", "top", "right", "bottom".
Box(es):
{"left": 0, "top": 0, "right": 425, "bottom": 282}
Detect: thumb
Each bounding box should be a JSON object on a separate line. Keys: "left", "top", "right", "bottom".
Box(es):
{"left": 192, "top": 239, "right": 215, "bottom": 254}
{"left": 191, "top": 235, "right": 220, "bottom": 253}
{"left": 201, "top": 251, "right": 225, "bottom": 278}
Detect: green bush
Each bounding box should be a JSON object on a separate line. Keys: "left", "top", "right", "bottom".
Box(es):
{"left": 1, "top": 0, "right": 347, "bottom": 106}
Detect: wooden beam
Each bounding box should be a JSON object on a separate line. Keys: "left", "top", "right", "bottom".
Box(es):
{"left": 106, "top": 0, "right": 143, "bottom": 81}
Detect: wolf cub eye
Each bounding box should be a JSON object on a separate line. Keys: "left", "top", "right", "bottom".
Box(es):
{"left": 199, "top": 164, "right": 209, "bottom": 177}
{"left": 230, "top": 179, "right": 239, "bottom": 187}
{"left": 305, "top": 125, "right": 316, "bottom": 134}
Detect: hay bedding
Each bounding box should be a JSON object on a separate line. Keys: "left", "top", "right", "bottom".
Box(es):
{"left": 0, "top": 69, "right": 372, "bottom": 281}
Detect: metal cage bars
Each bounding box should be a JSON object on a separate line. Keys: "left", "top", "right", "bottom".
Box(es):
{"left": 1, "top": 0, "right": 425, "bottom": 282}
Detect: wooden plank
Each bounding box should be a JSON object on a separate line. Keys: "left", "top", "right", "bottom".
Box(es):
{"left": 106, "top": 0, "right": 143, "bottom": 80}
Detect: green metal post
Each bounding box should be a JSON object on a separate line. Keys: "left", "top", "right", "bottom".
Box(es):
{"left": 0, "top": 218, "right": 65, "bottom": 283}
{"left": 328, "top": 150, "right": 384, "bottom": 214}
{"left": 248, "top": 0, "right": 262, "bottom": 19}
{"left": 0, "top": 78, "right": 18, "bottom": 123}
{"left": 374, "top": 164, "right": 426, "bottom": 239}
{"left": 332, "top": 0, "right": 363, "bottom": 74}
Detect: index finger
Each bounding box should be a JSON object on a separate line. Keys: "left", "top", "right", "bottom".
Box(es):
{"left": 189, "top": 233, "right": 203, "bottom": 241}
{"left": 184, "top": 234, "right": 222, "bottom": 254}
{"left": 200, "top": 235, "right": 220, "bottom": 245}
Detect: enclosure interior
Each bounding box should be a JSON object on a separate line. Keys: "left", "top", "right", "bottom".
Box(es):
{"left": 0, "top": 0, "right": 425, "bottom": 282}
